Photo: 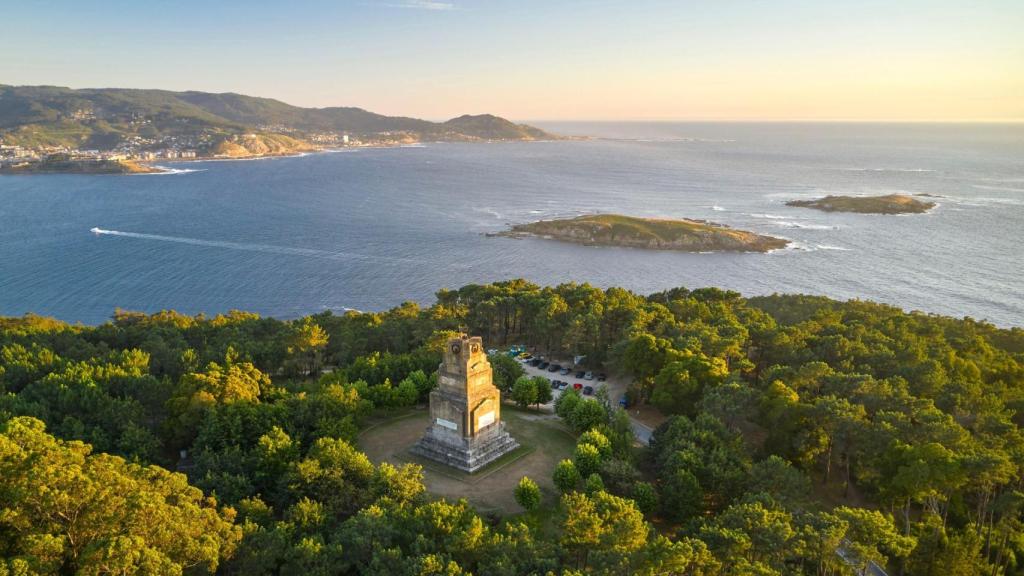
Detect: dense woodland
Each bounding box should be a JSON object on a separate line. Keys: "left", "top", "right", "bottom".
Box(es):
{"left": 2, "top": 279, "right": 1023, "bottom": 575}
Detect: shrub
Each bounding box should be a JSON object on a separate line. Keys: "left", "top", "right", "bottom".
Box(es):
{"left": 553, "top": 459, "right": 581, "bottom": 493}
{"left": 515, "top": 476, "right": 541, "bottom": 511}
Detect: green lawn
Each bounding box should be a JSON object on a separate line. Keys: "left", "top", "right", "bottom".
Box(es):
{"left": 359, "top": 404, "right": 577, "bottom": 515}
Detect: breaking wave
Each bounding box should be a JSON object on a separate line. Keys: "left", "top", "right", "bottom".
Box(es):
{"left": 773, "top": 221, "right": 838, "bottom": 230}
{"left": 472, "top": 207, "right": 503, "bottom": 219}
{"left": 141, "top": 166, "right": 206, "bottom": 175}
{"left": 776, "top": 241, "right": 851, "bottom": 253}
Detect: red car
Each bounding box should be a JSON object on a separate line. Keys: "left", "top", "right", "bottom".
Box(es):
{"left": 573, "top": 383, "right": 583, "bottom": 390}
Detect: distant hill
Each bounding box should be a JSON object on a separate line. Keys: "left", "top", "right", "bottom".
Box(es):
{"left": 442, "top": 114, "right": 550, "bottom": 140}
{"left": 0, "top": 85, "right": 556, "bottom": 151}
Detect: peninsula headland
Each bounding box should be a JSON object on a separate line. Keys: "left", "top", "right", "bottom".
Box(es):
{"left": 0, "top": 154, "right": 161, "bottom": 174}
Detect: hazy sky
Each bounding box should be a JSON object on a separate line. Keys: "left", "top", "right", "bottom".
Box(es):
{"left": 3, "top": 0, "right": 1022, "bottom": 121}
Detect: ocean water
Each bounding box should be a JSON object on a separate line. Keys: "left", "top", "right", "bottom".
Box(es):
{"left": 0, "top": 122, "right": 1022, "bottom": 326}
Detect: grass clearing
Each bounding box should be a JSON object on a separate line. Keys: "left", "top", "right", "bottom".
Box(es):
{"left": 359, "top": 405, "right": 576, "bottom": 515}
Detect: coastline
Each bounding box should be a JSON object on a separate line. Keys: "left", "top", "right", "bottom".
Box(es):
{"left": 2, "top": 134, "right": 573, "bottom": 176}
{"left": 0, "top": 158, "right": 164, "bottom": 176}
{"left": 141, "top": 137, "right": 570, "bottom": 170}
{"left": 4, "top": 145, "right": 396, "bottom": 175}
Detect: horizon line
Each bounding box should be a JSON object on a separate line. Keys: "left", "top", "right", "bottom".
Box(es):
{"left": 520, "top": 118, "right": 1024, "bottom": 124}
{"left": 6, "top": 84, "right": 1021, "bottom": 126}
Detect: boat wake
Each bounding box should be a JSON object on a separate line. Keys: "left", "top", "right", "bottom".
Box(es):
{"left": 972, "top": 184, "right": 1024, "bottom": 194}
{"left": 88, "top": 228, "right": 447, "bottom": 266}
{"left": 943, "top": 194, "right": 1024, "bottom": 207}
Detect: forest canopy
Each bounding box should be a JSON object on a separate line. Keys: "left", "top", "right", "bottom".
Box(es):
{"left": 1, "top": 280, "right": 1022, "bottom": 575}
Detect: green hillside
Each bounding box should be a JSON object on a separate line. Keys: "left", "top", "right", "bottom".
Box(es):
{"left": 442, "top": 114, "right": 550, "bottom": 140}
{"left": 176, "top": 90, "right": 437, "bottom": 134}
{"left": 0, "top": 85, "right": 555, "bottom": 150}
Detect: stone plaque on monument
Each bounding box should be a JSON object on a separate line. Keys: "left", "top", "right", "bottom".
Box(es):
{"left": 410, "top": 334, "right": 519, "bottom": 472}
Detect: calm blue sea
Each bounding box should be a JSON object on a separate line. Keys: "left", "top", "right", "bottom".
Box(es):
{"left": 1, "top": 122, "right": 1022, "bottom": 326}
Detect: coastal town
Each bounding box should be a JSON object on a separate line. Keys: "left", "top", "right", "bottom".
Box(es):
{"left": 0, "top": 131, "right": 359, "bottom": 171}
{"left": 0, "top": 144, "right": 197, "bottom": 164}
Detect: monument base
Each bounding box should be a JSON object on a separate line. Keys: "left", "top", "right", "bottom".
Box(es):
{"left": 411, "top": 421, "right": 520, "bottom": 473}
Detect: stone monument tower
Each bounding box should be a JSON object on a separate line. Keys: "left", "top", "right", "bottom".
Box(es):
{"left": 411, "top": 334, "right": 519, "bottom": 472}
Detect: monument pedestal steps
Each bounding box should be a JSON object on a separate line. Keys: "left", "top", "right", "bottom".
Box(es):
{"left": 411, "top": 421, "right": 519, "bottom": 473}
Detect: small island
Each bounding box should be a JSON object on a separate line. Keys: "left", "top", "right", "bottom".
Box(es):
{"left": 786, "top": 194, "right": 935, "bottom": 214}
{"left": 493, "top": 214, "right": 789, "bottom": 253}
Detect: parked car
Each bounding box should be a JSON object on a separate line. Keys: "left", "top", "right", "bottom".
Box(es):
{"left": 582, "top": 386, "right": 594, "bottom": 396}
{"left": 573, "top": 383, "right": 583, "bottom": 391}
{"left": 558, "top": 381, "right": 569, "bottom": 391}
{"left": 597, "top": 373, "right": 607, "bottom": 382}
{"left": 547, "top": 363, "right": 560, "bottom": 372}
{"left": 550, "top": 379, "right": 561, "bottom": 389}
{"left": 539, "top": 361, "right": 550, "bottom": 370}
{"left": 619, "top": 394, "right": 629, "bottom": 408}
{"left": 530, "top": 358, "right": 542, "bottom": 367}
{"left": 584, "top": 371, "right": 594, "bottom": 381}
{"left": 518, "top": 353, "right": 533, "bottom": 361}
{"left": 559, "top": 367, "right": 571, "bottom": 375}
{"left": 575, "top": 370, "right": 586, "bottom": 379}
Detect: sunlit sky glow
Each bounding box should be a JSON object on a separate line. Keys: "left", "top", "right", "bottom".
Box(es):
{"left": 2, "top": 0, "right": 1022, "bottom": 121}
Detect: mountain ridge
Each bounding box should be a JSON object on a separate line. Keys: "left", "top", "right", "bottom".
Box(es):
{"left": 0, "top": 85, "right": 556, "bottom": 151}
